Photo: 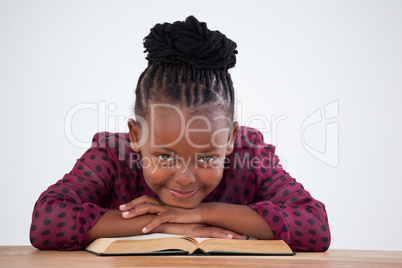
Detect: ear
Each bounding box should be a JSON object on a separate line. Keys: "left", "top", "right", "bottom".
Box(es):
{"left": 226, "top": 121, "right": 239, "bottom": 156}
{"left": 127, "top": 118, "right": 141, "bottom": 152}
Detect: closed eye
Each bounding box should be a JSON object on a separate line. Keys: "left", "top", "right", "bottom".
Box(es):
{"left": 157, "top": 154, "right": 174, "bottom": 161}
{"left": 198, "top": 156, "right": 217, "bottom": 163}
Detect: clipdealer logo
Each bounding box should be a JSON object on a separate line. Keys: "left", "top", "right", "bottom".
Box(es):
{"left": 63, "top": 99, "right": 339, "bottom": 168}
{"left": 301, "top": 100, "right": 339, "bottom": 167}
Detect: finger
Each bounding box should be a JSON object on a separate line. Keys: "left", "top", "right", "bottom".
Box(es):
{"left": 120, "top": 195, "right": 159, "bottom": 211}
{"left": 207, "top": 228, "right": 234, "bottom": 239}
{"left": 221, "top": 230, "right": 248, "bottom": 240}
{"left": 230, "top": 233, "right": 248, "bottom": 240}
{"left": 234, "top": 234, "right": 248, "bottom": 240}
{"left": 142, "top": 211, "right": 178, "bottom": 233}
{"left": 204, "top": 227, "right": 247, "bottom": 240}
{"left": 208, "top": 227, "right": 236, "bottom": 239}
{"left": 218, "top": 230, "right": 248, "bottom": 240}
{"left": 119, "top": 195, "right": 158, "bottom": 211}
{"left": 193, "top": 226, "right": 232, "bottom": 239}
{"left": 122, "top": 203, "right": 167, "bottom": 219}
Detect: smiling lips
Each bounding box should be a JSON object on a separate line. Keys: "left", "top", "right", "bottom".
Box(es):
{"left": 168, "top": 188, "right": 198, "bottom": 199}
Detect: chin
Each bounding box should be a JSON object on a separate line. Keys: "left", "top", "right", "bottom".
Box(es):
{"left": 176, "top": 203, "right": 198, "bottom": 209}
{"left": 163, "top": 199, "right": 199, "bottom": 209}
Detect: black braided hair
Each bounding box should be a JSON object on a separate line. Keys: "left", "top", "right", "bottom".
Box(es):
{"left": 134, "top": 16, "right": 237, "bottom": 122}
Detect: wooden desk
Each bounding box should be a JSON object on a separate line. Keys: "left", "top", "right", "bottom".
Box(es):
{"left": 1, "top": 246, "right": 402, "bottom": 267}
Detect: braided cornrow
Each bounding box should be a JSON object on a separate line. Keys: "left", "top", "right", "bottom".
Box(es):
{"left": 134, "top": 16, "right": 237, "bottom": 121}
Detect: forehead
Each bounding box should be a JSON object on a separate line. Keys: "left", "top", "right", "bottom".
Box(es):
{"left": 145, "top": 104, "right": 230, "bottom": 147}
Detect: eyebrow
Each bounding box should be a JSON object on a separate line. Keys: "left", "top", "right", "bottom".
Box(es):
{"left": 153, "top": 145, "right": 219, "bottom": 154}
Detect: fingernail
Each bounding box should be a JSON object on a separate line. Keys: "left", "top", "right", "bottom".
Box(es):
{"left": 142, "top": 227, "right": 147, "bottom": 233}
{"left": 227, "top": 234, "right": 233, "bottom": 239}
{"left": 120, "top": 204, "right": 125, "bottom": 209}
{"left": 122, "top": 211, "right": 129, "bottom": 216}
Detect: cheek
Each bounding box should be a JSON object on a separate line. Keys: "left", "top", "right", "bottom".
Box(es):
{"left": 141, "top": 163, "right": 173, "bottom": 186}
{"left": 197, "top": 168, "right": 224, "bottom": 187}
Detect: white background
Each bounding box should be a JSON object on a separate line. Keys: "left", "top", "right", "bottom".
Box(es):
{"left": 1, "top": 0, "right": 401, "bottom": 250}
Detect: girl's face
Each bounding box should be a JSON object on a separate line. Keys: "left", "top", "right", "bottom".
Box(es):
{"left": 128, "top": 104, "right": 238, "bottom": 209}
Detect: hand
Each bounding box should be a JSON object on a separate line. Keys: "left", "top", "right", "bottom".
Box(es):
{"left": 160, "top": 223, "right": 248, "bottom": 240}
{"left": 119, "top": 195, "right": 205, "bottom": 233}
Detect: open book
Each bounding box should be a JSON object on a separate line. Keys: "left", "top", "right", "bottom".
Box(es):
{"left": 85, "top": 233, "right": 295, "bottom": 256}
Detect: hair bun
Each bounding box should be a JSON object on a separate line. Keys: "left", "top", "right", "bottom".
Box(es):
{"left": 144, "top": 16, "right": 237, "bottom": 70}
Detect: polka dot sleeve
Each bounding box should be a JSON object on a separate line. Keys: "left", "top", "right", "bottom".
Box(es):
{"left": 29, "top": 132, "right": 118, "bottom": 250}
{"left": 245, "top": 131, "right": 331, "bottom": 252}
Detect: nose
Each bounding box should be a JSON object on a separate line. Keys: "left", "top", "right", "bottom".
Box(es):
{"left": 173, "top": 167, "right": 196, "bottom": 186}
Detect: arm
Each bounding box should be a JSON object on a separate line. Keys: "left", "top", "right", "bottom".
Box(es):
{"left": 88, "top": 209, "right": 247, "bottom": 240}
{"left": 31, "top": 132, "right": 248, "bottom": 250}
{"left": 120, "top": 195, "right": 272, "bottom": 240}
{"left": 201, "top": 202, "right": 274, "bottom": 240}
{"left": 30, "top": 132, "right": 118, "bottom": 250}
{"left": 87, "top": 210, "right": 161, "bottom": 239}
{"left": 239, "top": 130, "right": 331, "bottom": 251}
{"left": 202, "top": 128, "right": 330, "bottom": 250}
{"left": 201, "top": 161, "right": 331, "bottom": 251}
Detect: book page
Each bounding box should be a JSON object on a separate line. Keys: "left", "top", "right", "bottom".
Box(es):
{"left": 193, "top": 236, "right": 257, "bottom": 243}
{"left": 87, "top": 233, "right": 199, "bottom": 254}
{"left": 106, "top": 233, "right": 187, "bottom": 240}
{"left": 199, "top": 239, "right": 294, "bottom": 254}
{"left": 102, "top": 233, "right": 257, "bottom": 242}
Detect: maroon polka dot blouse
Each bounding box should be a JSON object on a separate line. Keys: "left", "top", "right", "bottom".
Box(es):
{"left": 30, "top": 126, "right": 331, "bottom": 251}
